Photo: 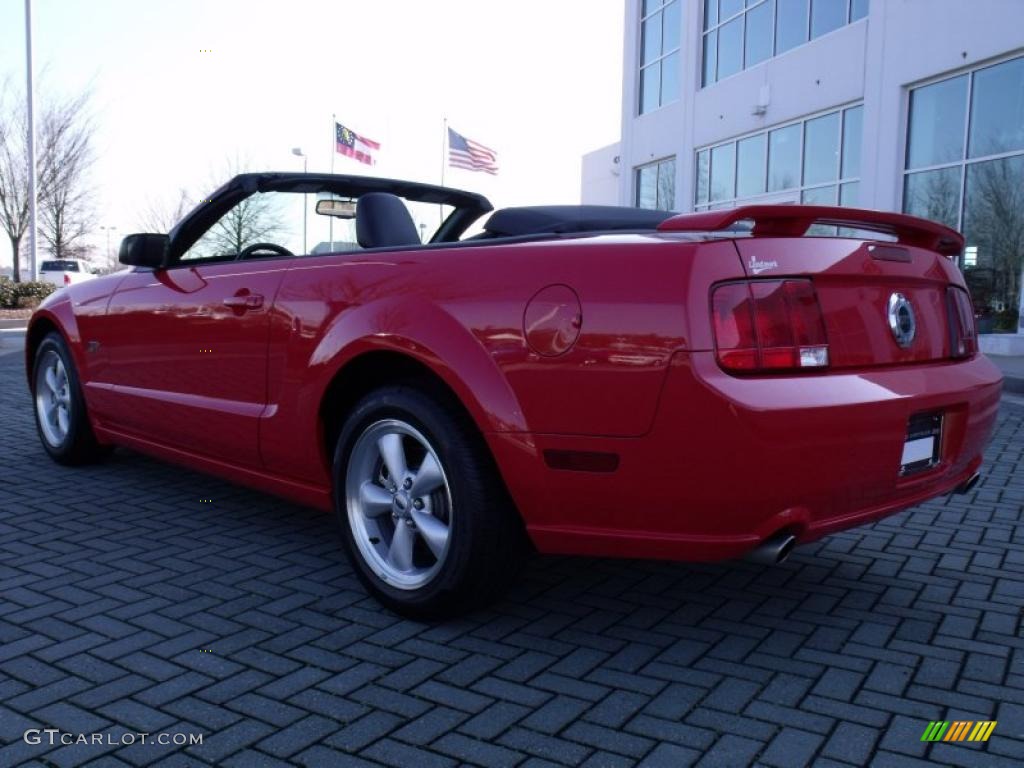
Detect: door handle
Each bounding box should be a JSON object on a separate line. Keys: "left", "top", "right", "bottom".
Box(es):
{"left": 223, "top": 293, "right": 264, "bottom": 310}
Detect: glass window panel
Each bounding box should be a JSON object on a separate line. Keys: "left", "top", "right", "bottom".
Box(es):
{"left": 850, "top": 0, "right": 869, "bottom": 21}
{"left": 657, "top": 159, "right": 677, "bottom": 210}
{"left": 968, "top": 56, "right": 1024, "bottom": 158}
{"left": 720, "top": 0, "right": 744, "bottom": 19}
{"left": 710, "top": 143, "right": 737, "bottom": 201}
{"left": 736, "top": 134, "right": 767, "bottom": 198}
{"left": 702, "top": 31, "right": 718, "bottom": 86}
{"left": 744, "top": 0, "right": 773, "bottom": 67}
{"left": 768, "top": 123, "right": 801, "bottom": 191}
{"left": 662, "top": 0, "right": 681, "bottom": 52}
{"left": 704, "top": 0, "right": 718, "bottom": 30}
{"left": 775, "top": 0, "right": 808, "bottom": 55}
{"left": 803, "top": 186, "right": 838, "bottom": 235}
{"left": 661, "top": 51, "right": 680, "bottom": 105}
{"left": 642, "top": 0, "right": 659, "bottom": 18}
{"left": 717, "top": 17, "right": 743, "bottom": 79}
{"left": 840, "top": 181, "right": 860, "bottom": 207}
{"left": 906, "top": 75, "right": 967, "bottom": 169}
{"left": 636, "top": 166, "right": 658, "bottom": 209}
{"left": 810, "top": 0, "right": 845, "bottom": 39}
{"left": 696, "top": 150, "right": 711, "bottom": 204}
{"left": 841, "top": 105, "right": 863, "bottom": 178}
{"left": 640, "top": 64, "right": 661, "bottom": 114}
{"left": 642, "top": 14, "right": 662, "bottom": 66}
{"left": 802, "top": 185, "right": 837, "bottom": 205}
{"left": 804, "top": 111, "right": 840, "bottom": 185}
{"left": 902, "top": 167, "right": 961, "bottom": 230}
{"left": 963, "top": 155, "right": 1024, "bottom": 314}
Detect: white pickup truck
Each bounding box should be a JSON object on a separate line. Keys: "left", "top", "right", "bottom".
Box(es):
{"left": 38, "top": 259, "right": 97, "bottom": 287}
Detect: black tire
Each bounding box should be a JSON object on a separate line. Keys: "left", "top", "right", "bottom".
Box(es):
{"left": 31, "top": 331, "right": 111, "bottom": 465}
{"left": 333, "top": 385, "right": 527, "bottom": 618}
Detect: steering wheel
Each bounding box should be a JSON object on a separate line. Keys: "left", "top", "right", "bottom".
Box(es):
{"left": 236, "top": 242, "right": 294, "bottom": 260}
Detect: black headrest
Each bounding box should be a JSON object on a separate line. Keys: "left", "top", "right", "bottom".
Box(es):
{"left": 356, "top": 193, "right": 421, "bottom": 249}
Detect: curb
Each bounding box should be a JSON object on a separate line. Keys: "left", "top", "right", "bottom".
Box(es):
{"left": 1004, "top": 375, "right": 1024, "bottom": 395}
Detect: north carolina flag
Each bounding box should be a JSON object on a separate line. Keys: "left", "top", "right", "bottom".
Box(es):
{"left": 336, "top": 122, "right": 380, "bottom": 166}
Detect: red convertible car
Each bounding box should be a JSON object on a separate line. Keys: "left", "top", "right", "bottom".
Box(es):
{"left": 27, "top": 173, "right": 1002, "bottom": 616}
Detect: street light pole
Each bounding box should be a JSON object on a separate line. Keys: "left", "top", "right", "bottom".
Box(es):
{"left": 24, "top": 0, "right": 38, "bottom": 281}
{"left": 292, "top": 148, "right": 308, "bottom": 254}
{"left": 100, "top": 225, "right": 117, "bottom": 269}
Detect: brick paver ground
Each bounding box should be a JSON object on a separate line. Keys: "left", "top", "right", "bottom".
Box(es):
{"left": 1, "top": 348, "right": 1022, "bottom": 767}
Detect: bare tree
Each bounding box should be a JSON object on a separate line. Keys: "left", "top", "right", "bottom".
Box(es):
{"left": 38, "top": 91, "right": 95, "bottom": 261}
{"left": 205, "top": 192, "right": 284, "bottom": 255}
{"left": 189, "top": 160, "right": 284, "bottom": 258}
{"left": 0, "top": 77, "right": 96, "bottom": 280}
{"left": 139, "top": 187, "right": 193, "bottom": 233}
{"left": 0, "top": 78, "right": 31, "bottom": 281}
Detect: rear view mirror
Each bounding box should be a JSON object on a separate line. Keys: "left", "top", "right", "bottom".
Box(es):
{"left": 119, "top": 233, "right": 169, "bottom": 268}
{"left": 316, "top": 199, "right": 357, "bottom": 219}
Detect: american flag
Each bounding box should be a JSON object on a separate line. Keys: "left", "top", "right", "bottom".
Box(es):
{"left": 336, "top": 122, "right": 380, "bottom": 165}
{"left": 448, "top": 127, "right": 498, "bottom": 175}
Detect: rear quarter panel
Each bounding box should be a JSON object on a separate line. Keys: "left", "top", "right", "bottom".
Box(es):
{"left": 263, "top": 235, "right": 746, "bottom": 486}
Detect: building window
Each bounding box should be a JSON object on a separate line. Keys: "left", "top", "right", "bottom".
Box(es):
{"left": 695, "top": 103, "right": 863, "bottom": 210}
{"left": 639, "top": 0, "right": 681, "bottom": 114}
{"left": 635, "top": 157, "right": 676, "bottom": 210}
{"left": 903, "top": 55, "right": 1024, "bottom": 330}
{"left": 702, "top": 0, "right": 868, "bottom": 87}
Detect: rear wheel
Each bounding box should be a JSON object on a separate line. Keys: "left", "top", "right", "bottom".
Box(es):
{"left": 32, "top": 332, "right": 110, "bottom": 465}
{"left": 334, "top": 386, "right": 525, "bottom": 618}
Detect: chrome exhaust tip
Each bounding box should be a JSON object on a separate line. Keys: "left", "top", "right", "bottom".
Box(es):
{"left": 954, "top": 472, "right": 981, "bottom": 495}
{"left": 746, "top": 532, "right": 798, "bottom": 566}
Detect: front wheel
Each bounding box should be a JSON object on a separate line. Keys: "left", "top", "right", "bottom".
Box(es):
{"left": 32, "top": 331, "right": 111, "bottom": 465}
{"left": 334, "top": 386, "right": 526, "bottom": 618}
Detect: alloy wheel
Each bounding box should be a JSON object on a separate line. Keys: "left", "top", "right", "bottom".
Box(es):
{"left": 345, "top": 419, "right": 453, "bottom": 590}
{"left": 35, "top": 349, "right": 71, "bottom": 448}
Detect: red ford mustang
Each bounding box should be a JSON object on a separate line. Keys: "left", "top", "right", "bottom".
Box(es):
{"left": 27, "top": 173, "right": 1003, "bottom": 616}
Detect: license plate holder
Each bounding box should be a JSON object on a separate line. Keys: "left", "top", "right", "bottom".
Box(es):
{"left": 900, "top": 411, "right": 942, "bottom": 476}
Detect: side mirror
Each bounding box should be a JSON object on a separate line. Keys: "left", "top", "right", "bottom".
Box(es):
{"left": 119, "top": 233, "right": 169, "bottom": 268}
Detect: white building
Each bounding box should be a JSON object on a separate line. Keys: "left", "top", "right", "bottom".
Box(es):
{"left": 583, "top": 0, "right": 1024, "bottom": 340}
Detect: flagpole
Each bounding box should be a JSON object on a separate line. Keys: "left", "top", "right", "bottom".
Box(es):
{"left": 440, "top": 117, "right": 447, "bottom": 188}
{"left": 329, "top": 113, "right": 335, "bottom": 249}
{"left": 439, "top": 117, "right": 447, "bottom": 228}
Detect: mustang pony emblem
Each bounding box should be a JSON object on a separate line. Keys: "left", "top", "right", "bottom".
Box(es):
{"left": 749, "top": 255, "right": 779, "bottom": 275}
{"left": 887, "top": 292, "right": 917, "bottom": 348}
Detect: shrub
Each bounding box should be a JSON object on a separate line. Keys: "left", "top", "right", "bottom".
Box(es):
{"left": 994, "top": 309, "right": 1020, "bottom": 333}
{"left": 0, "top": 280, "right": 57, "bottom": 309}
{"left": 0, "top": 277, "right": 13, "bottom": 309}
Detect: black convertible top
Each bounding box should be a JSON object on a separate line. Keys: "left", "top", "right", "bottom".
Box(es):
{"left": 483, "top": 205, "right": 675, "bottom": 238}
{"left": 166, "top": 173, "right": 493, "bottom": 259}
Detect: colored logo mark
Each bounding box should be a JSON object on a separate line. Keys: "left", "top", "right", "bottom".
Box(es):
{"left": 921, "top": 721, "right": 996, "bottom": 742}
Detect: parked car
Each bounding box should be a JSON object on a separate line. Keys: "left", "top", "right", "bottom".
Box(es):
{"left": 37, "top": 259, "right": 97, "bottom": 288}
{"left": 25, "top": 173, "right": 1003, "bottom": 617}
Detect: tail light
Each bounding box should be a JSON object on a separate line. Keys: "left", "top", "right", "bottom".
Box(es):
{"left": 63, "top": 274, "right": 71, "bottom": 286}
{"left": 712, "top": 279, "right": 829, "bottom": 373}
{"left": 947, "top": 287, "right": 977, "bottom": 358}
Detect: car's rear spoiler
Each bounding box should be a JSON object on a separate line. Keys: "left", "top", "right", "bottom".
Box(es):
{"left": 656, "top": 205, "right": 964, "bottom": 257}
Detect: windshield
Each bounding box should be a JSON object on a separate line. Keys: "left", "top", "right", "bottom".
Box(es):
{"left": 40, "top": 260, "right": 80, "bottom": 272}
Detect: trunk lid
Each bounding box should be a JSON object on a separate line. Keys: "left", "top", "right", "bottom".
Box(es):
{"left": 732, "top": 237, "right": 960, "bottom": 368}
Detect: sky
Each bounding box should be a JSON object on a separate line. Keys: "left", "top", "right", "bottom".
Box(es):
{"left": 0, "top": 0, "right": 624, "bottom": 270}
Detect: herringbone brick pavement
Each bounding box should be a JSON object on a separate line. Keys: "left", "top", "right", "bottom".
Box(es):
{"left": 1, "top": 349, "right": 1021, "bottom": 767}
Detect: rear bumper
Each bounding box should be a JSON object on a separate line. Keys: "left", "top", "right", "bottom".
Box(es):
{"left": 494, "top": 352, "right": 1003, "bottom": 561}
